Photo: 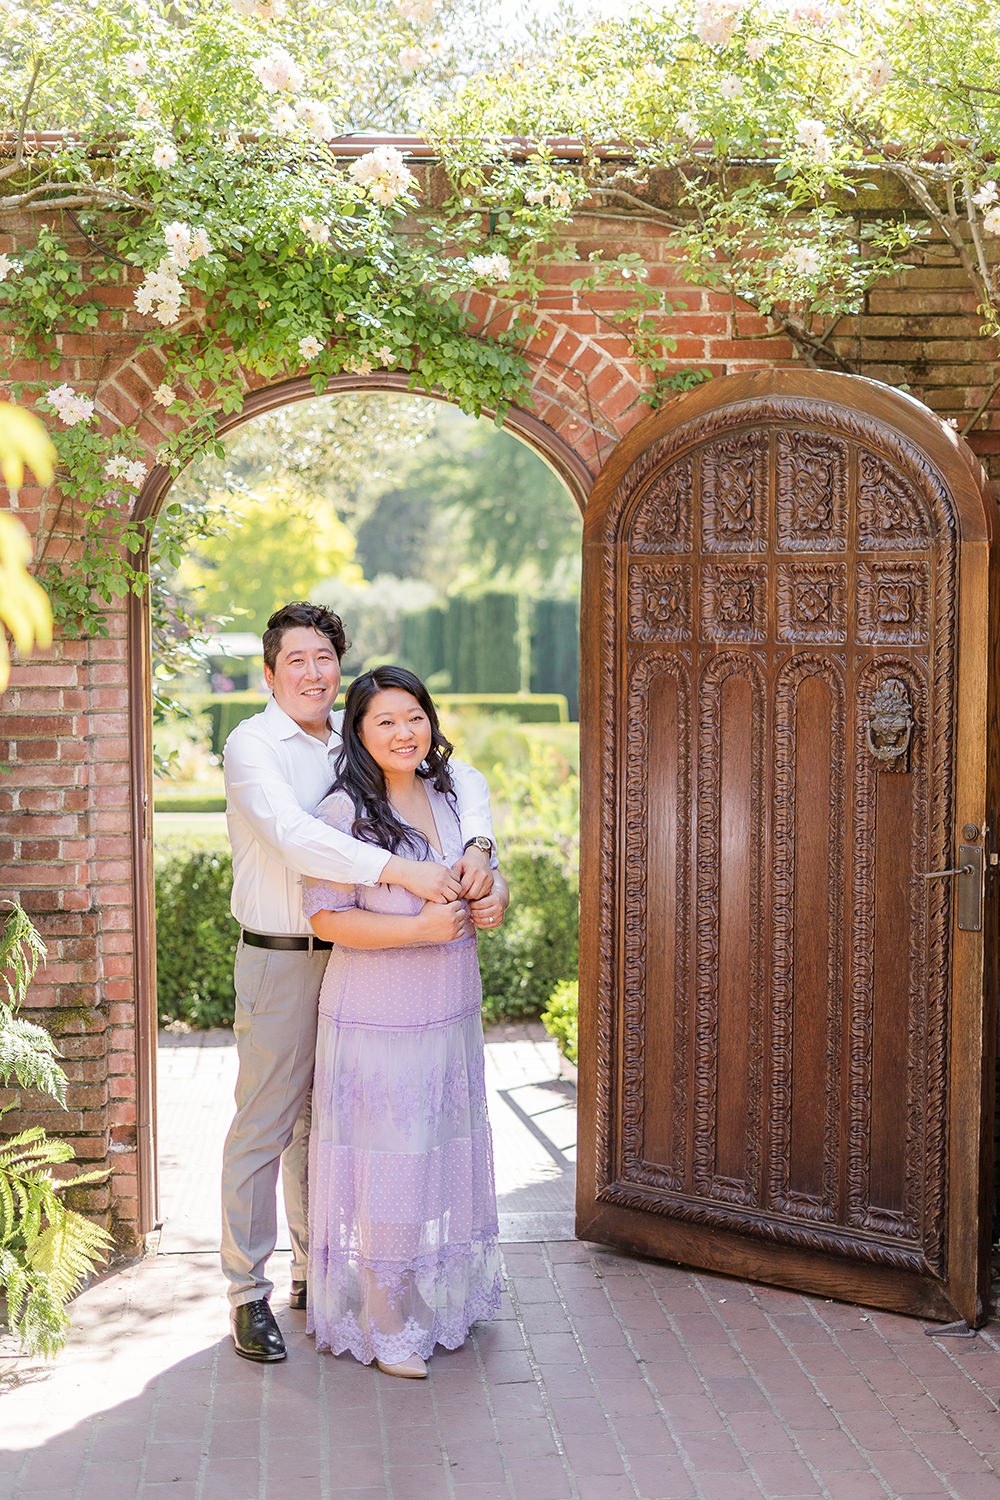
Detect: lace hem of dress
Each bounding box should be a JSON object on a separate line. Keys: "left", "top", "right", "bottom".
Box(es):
{"left": 311, "top": 1279, "right": 503, "bottom": 1364}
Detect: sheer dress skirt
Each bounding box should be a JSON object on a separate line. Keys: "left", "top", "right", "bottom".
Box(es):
{"left": 306, "top": 943, "right": 501, "bottom": 1364}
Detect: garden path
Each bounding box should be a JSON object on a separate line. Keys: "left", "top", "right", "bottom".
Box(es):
{"left": 3, "top": 1030, "right": 1000, "bottom": 1500}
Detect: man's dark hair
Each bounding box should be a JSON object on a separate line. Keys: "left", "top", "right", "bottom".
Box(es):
{"left": 262, "top": 602, "right": 348, "bottom": 670}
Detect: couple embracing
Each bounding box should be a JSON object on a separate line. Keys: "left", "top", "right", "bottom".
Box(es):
{"left": 219, "top": 601, "right": 508, "bottom": 1379}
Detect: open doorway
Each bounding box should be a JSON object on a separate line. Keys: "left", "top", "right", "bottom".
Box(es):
{"left": 141, "top": 385, "right": 586, "bottom": 1254}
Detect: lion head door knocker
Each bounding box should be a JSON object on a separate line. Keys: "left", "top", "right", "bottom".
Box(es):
{"left": 865, "top": 677, "right": 915, "bottom": 772}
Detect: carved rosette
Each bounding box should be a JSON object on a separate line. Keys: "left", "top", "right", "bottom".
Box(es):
{"left": 700, "top": 431, "right": 768, "bottom": 552}
{"left": 627, "top": 562, "right": 692, "bottom": 643}
{"left": 620, "top": 653, "right": 690, "bottom": 1194}
{"left": 775, "top": 430, "right": 848, "bottom": 551}
{"left": 701, "top": 562, "right": 768, "bottom": 643}
{"left": 857, "top": 561, "right": 931, "bottom": 646}
{"left": 776, "top": 562, "right": 847, "bottom": 644}
{"left": 628, "top": 458, "right": 693, "bottom": 554}
{"left": 768, "top": 655, "right": 846, "bottom": 1222}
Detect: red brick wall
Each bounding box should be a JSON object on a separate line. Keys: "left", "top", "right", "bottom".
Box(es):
{"left": 1, "top": 197, "right": 996, "bottom": 1251}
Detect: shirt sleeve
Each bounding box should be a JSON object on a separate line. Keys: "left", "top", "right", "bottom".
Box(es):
{"left": 449, "top": 758, "right": 496, "bottom": 850}
{"left": 224, "top": 727, "right": 390, "bottom": 886}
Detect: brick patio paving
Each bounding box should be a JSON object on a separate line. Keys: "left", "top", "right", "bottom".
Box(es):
{"left": 2, "top": 1027, "right": 999, "bottom": 1500}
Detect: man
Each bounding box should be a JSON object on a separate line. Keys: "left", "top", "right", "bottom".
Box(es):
{"left": 221, "top": 602, "right": 499, "bottom": 1362}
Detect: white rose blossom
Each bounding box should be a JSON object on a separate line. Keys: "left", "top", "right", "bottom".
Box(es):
{"left": 254, "top": 47, "right": 304, "bottom": 93}
{"left": 0, "top": 253, "right": 22, "bottom": 282}
{"left": 795, "top": 118, "right": 832, "bottom": 163}
{"left": 235, "top": 0, "right": 287, "bottom": 16}
{"left": 867, "top": 56, "right": 893, "bottom": 93}
{"left": 744, "top": 36, "right": 768, "bottom": 60}
{"left": 973, "top": 181, "right": 998, "bottom": 209}
{"left": 152, "top": 143, "right": 178, "bottom": 171}
{"left": 782, "top": 244, "right": 822, "bottom": 276}
{"left": 104, "top": 456, "right": 132, "bottom": 481}
{"left": 123, "top": 51, "right": 147, "bottom": 80}
{"left": 468, "top": 252, "right": 512, "bottom": 283}
{"left": 399, "top": 46, "right": 430, "bottom": 71}
{"left": 45, "top": 383, "right": 95, "bottom": 427}
{"left": 348, "top": 146, "right": 416, "bottom": 208}
{"left": 694, "top": 0, "right": 746, "bottom": 47}
{"left": 135, "top": 91, "right": 154, "bottom": 120}
{"left": 295, "top": 97, "right": 335, "bottom": 140}
{"left": 153, "top": 384, "right": 177, "bottom": 407}
{"left": 299, "top": 215, "right": 331, "bottom": 245}
{"left": 298, "top": 335, "right": 324, "bottom": 360}
{"left": 395, "top": 0, "right": 433, "bottom": 18}
{"left": 270, "top": 102, "right": 298, "bottom": 132}
{"left": 982, "top": 206, "right": 1000, "bottom": 236}
{"left": 718, "top": 74, "right": 744, "bottom": 99}
{"left": 345, "top": 354, "right": 373, "bottom": 376}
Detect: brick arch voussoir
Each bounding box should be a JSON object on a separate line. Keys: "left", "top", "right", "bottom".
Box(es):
{"left": 459, "top": 290, "right": 650, "bottom": 472}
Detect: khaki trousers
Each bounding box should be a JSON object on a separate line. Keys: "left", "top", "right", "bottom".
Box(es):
{"left": 220, "top": 941, "right": 329, "bottom": 1307}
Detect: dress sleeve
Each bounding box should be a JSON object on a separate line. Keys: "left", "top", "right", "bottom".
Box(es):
{"left": 301, "top": 793, "right": 362, "bottom": 915}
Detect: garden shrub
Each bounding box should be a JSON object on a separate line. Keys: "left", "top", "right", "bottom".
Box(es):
{"left": 478, "top": 849, "right": 578, "bottom": 1025}
{"left": 154, "top": 845, "right": 238, "bottom": 1029}
{"left": 541, "top": 979, "right": 578, "bottom": 1066}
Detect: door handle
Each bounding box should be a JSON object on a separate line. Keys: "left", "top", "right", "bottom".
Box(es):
{"left": 918, "top": 845, "right": 983, "bottom": 931}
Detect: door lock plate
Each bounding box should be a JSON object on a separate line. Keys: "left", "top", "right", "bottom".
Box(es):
{"left": 957, "top": 844, "right": 984, "bottom": 932}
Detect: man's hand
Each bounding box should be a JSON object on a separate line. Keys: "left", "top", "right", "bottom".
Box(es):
{"left": 454, "top": 844, "right": 494, "bottom": 900}
{"left": 469, "top": 871, "right": 509, "bottom": 930}
{"left": 383, "top": 854, "right": 462, "bottom": 903}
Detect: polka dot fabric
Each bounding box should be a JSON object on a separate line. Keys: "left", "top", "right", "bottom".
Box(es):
{"left": 302, "top": 787, "right": 501, "bottom": 1365}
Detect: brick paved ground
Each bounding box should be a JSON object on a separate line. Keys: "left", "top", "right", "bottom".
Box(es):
{"left": 2, "top": 1029, "right": 999, "bottom": 1500}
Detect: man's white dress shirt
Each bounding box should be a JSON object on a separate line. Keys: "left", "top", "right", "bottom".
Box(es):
{"left": 224, "top": 696, "right": 495, "bottom": 935}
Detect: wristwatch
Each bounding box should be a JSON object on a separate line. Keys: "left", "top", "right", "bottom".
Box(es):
{"left": 463, "top": 835, "right": 494, "bottom": 856}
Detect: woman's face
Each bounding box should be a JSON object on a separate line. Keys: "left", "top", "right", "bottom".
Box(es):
{"left": 358, "top": 688, "right": 433, "bottom": 778}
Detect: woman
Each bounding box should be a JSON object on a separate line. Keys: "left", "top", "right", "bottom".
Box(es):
{"left": 302, "top": 666, "right": 505, "bottom": 1378}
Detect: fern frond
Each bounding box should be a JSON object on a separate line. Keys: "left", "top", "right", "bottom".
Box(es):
{"left": 0, "top": 1017, "right": 66, "bottom": 1104}
{"left": 0, "top": 1128, "right": 74, "bottom": 1173}
{"left": 0, "top": 902, "right": 46, "bottom": 1011}
{"left": 29, "top": 1209, "right": 112, "bottom": 1300}
{"left": 0, "top": 1250, "right": 69, "bottom": 1358}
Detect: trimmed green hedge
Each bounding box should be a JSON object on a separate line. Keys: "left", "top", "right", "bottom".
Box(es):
{"left": 155, "top": 847, "right": 238, "bottom": 1028}
{"left": 542, "top": 979, "right": 579, "bottom": 1066}
{"left": 154, "top": 837, "right": 578, "bottom": 1030}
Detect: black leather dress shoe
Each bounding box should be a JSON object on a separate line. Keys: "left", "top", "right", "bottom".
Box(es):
{"left": 289, "top": 1280, "right": 307, "bottom": 1310}
{"left": 231, "top": 1299, "right": 286, "bottom": 1362}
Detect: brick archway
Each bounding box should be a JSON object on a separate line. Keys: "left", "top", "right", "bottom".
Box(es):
{"left": 125, "top": 375, "right": 595, "bottom": 1232}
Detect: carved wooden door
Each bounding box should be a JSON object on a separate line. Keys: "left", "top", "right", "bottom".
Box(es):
{"left": 578, "top": 369, "right": 999, "bottom": 1324}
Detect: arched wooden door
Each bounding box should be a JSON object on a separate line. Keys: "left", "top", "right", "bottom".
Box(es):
{"left": 578, "top": 369, "right": 999, "bottom": 1325}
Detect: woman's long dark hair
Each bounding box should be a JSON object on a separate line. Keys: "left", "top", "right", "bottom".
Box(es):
{"left": 330, "top": 665, "right": 455, "bottom": 855}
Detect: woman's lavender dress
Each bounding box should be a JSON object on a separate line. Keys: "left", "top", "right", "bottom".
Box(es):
{"left": 301, "top": 786, "right": 501, "bottom": 1365}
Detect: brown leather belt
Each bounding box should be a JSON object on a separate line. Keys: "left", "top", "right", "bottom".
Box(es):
{"left": 241, "top": 930, "right": 332, "bottom": 952}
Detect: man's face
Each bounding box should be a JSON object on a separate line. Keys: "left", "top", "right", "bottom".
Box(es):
{"left": 264, "top": 626, "right": 341, "bottom": 729}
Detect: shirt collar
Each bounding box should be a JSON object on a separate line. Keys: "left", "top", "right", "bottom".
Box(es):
{"left": 263, "top": 694, "right": 336, "bottom": 743}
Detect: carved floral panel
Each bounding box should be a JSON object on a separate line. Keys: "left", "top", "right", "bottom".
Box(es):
{"left": 627, "top": 563, "right": 693, "bottom": 642}
{"left": 776, "top": 562, "right": 848, "bottom": 643}
{"left": 628, "top": 458, "right": 693, "bottom": 554}
{"left": 700, "top": 432, "right": 768, "bottom": 552}
{"left": 775, "top": 431, "right": 849, "bottom": 551}
{"left": 701, "top": 562, "right": 768, "bottom": 643}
